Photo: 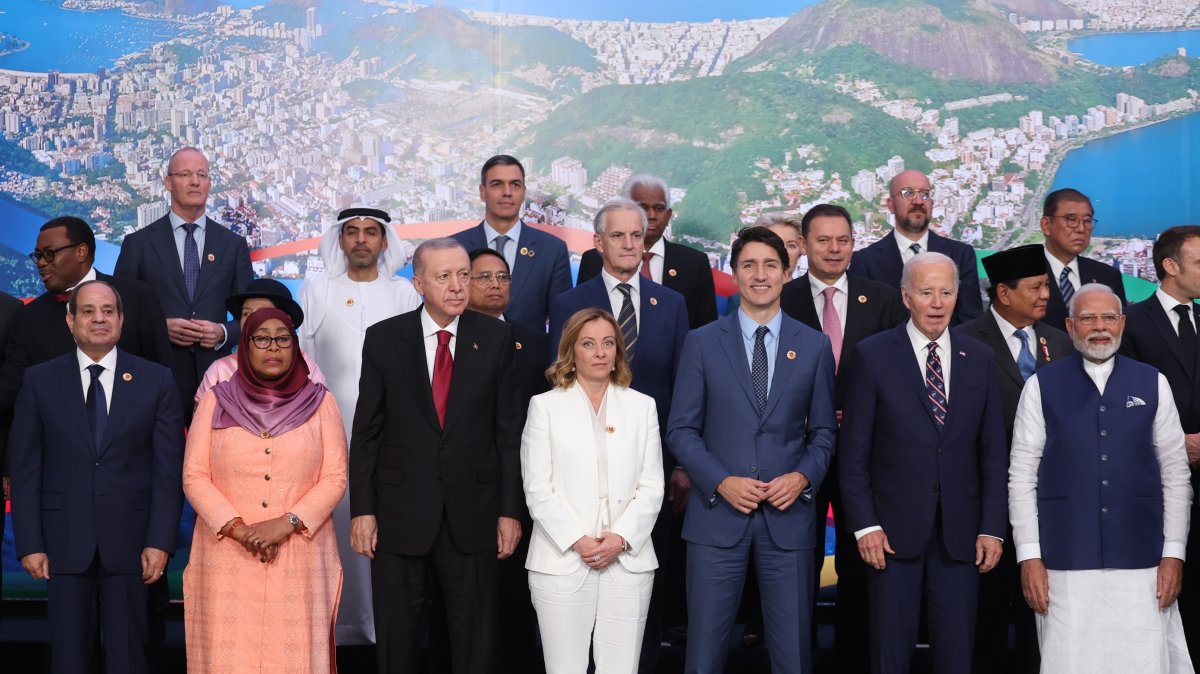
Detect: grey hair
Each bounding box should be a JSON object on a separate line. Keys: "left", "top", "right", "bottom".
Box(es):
{"left": 413, "top": 237, "right": 467, "bottom": 276}
{"left": 1068, "top": 282, "right": 1123, "bottom": 317}
{"left": 68, "top": 279, "right": 124, "bottom": 316}
{"left": 754, "top": 212, "right": 802, "bottom": 233}
{"left": 593, "top": 197, "right": 648, "bottom": 235}
{"left": 900, "top": 251, "right": 959, "bottom": 292}
{"left": 621, "top": 174, "right": 670, "bottom": 204}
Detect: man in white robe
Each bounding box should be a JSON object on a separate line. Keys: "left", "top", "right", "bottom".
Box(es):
{"left": 299, "top": 207, "right": 421, "bottom": 645}
{"left": 1010, "top": 282, "right": 1193, "bottom": 672}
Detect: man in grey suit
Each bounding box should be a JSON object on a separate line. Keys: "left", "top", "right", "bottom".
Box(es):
{"left": 114, "top": 147, "right": 253, "bottom": 423}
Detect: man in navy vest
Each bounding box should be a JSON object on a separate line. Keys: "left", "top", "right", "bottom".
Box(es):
{"left": 1009, "top": 283, "right": 1193, "bottom": 671}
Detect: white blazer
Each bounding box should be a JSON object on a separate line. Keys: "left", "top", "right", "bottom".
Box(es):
{"left": 521, "top": 383, "right": 665, "bottom": 576}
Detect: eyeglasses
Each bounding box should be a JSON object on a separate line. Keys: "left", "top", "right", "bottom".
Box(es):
{"left": 895, "top": 187, "right": 933, "bottom": 202}
{"left": 249, "top": 335, "right": 294, "bottom": 349}
{"left": 471, "top": 272, "right": 512, "bottom": 286}
{"left": 1073, "top": 313, "right": 1121, "bottom": 327}
{"left": 168, "top": 171, "right": 210, "bottom": 181}
{"left": 28, "top": 243, "right": 81, "bottom": 263}
{"left": 1050, "top": 214, "right": 1097, "bottom": 230}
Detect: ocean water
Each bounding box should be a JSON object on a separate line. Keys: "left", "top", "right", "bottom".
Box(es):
{"left": 1069, "top": 29, "right": 1200, "bottom": 67}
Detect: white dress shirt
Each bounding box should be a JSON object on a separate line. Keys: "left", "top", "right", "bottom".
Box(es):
{"left": 601, "top": 269, "right": 640, "bottom": 331}
{"left": 990, "top": 306, "right": 1036, "bottom": 365}
{"left": 483, "top": 220, "right": 522, "bottom": 272}
{"left": 1043, "top": 246, "right": 1080, "bottom": 293}
{"left": 76, "top": 347, "right": 118, "bottom": 412}
{"left": 639, "top": 237, "right": 666, "bottom": 284}
{"left": 1009, "top": 357, "right": 1192, "bottom": 563}
{"left": 1156, "top": 288, "right": 1198, "bottom": 336}
{"left": 895, "top": 230, "right": 930, "bottom": 262}
{"left": 420, "top": 308, "right": 460, "bottom": 383}
{"left": 809, "top": 273, "right": 849, "bottom": 334}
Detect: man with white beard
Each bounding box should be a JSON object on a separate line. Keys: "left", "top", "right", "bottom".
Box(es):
{"left": 299, "top": 207, "right": 421, "bottom": 644}
{"left": 1009, "top": 283, "right": 1194, "bottom": 672}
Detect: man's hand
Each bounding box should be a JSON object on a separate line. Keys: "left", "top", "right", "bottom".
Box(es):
{"left": 194, "top": 319, "right": 224, "bottom": 350}
{"left": 763, "top": 472, "right": 809, "bottom": 511}
{"left": 1158, "top": 557, "right": 1184, "bottom": 610}
{"left": 717, "top": 476, "right": 768, "bottom": 515}
{"left": 20, "top": 553, "right": 49, "bottom": 580}
{"left": 141, "top": 547, "right": 169, "bottom": 584}
{"left": 351, "top": 515, "right": 379, "bottom": 559}
{"left": 975, "top": 536, "right": 1003, "bottom": 573}
{"left": 1020, "top": 558, "right": 1050, "bottom": 615}
{"left": 857, "top": 530, "right": 894, "bottom": 571}
{"left": 1185, "top": 434, "right": 1200, "bottom": 468}
{"left": 497, "top": 517, "right": 522, "bottom": 560}
{"left": 668, "top": 467, "right": 691, "bottom": 514}
{"left": 166, "top": 318, "right": 205, "bottom": 348}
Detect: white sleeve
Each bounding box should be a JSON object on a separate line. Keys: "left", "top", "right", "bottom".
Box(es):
{"left": 1009, "top": 374, "right": 1046, "bottom": 563}
{"left": 1154, "top": 374, "right": 1193, "bottom": 561}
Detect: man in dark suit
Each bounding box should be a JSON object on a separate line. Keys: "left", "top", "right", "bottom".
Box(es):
{"left": 0, "top": 290, "right": 22, "bottom": 606}
{"left": 349, "top": 238, "right": 524, "bottom": 674}
{"left": 840, "top": 252, "right": 1008, "bottom": 673}
{"left": 576, "top": 174, "right": 718, "bottom": 330}
{"left": 667, "top": 225, "right": 837, "bottom": 673}
{"left": 113, "top": 147, "right": 253, "bottom": 424}
{"left": 779, "top": 203, "right": 905, "bottom": 673}
{"left": 955, "top": 244, "right": 1073, "bottom": 674}
{"left": 10, "top": 280, "right": 184, "bottom": 674}
{"left": 1039, "top": 188, "right": 1127, "bottom": 330}
{"left": 848, "top": 168, "right": 982, "bottom": 326}
{"left": 452, "top": 155, "right": 571, "bottom": 330}
{"left": 1118, "top": 225, "right": 1200, "bottom": 668}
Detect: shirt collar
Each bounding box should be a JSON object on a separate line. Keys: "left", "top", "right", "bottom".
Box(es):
{"left": 895, "top": 230, "right": 929, "bottom": 255}
{"left": 737, "top": 306, "right": 783, "bottom": 341}
{"left": 1081, "top": 354, "right": 1116, "bottom": 389}
{"left": 990, "top": 305, "right": 1031, "bottom": 340}
{"left": 1155, "top": 287, "right": 1192, "bottom": 317}
{"left": 64, "top": 265, "right": 98, "bottom": 294}
{"left": 1042, "top": 246, "right": 1078, "bottom": 280}
{"left": 482, "top": 220, "right": 522, "bottom": 246}
{"left": 808, "top": 273, "right": 849, "bottom": 299}
{"left": 647, "top": 237, "right": 666, "bottom": 258}
{"left": 420, "top": 307, "right": 461, "bottom": 339}
{"left": 169, "top": 210, "right": 208, "bottom": 230}
{"left": 601, "top": 268, "right": 640, "bottom": 296}
{"left": 76, "top": 346, "right": 118, "bottom": 371}
{"left": 906, "top": 319, "right": 950, "bottom": 355}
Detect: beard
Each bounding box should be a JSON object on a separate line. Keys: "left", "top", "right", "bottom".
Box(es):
{"left": 896, "top": 208, "right": 930, "bottom": 235}
{"left": 1074, "top": 331, "right": 1120, "bottom": 362}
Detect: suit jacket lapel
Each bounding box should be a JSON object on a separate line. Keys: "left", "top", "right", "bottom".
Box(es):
{"left": 149, "top": 219, "right": 189, "bottom": 302}
{"left": 99, "top": 351, "right": 134, "bottom": 457}
{"left": 760, "top": 321, "right": 799, "bottom": 421}
{"left": 396, "top": 314, "right": 440, "bottom": 432}
{"left": 842, "top": 276, "right": 872, "bottom": 349}
{"left": 442, "top": 314, "right": 482, "bottom": 436}
{"left": 661, "top": 242, "right": 684, "bottom": 294}
{"left": 791, "top": 275, "right": 822, "bottom": 330}
{"left": 1032, "top": 322, "right": 1063, "bottom": 369}
{"left": 191, "top": 217, "right": 225, "bottom": 305}
{"left": 978, "top": 312, "right": 1025, "bottom": 389}
{"left": 941, "top": 333, "right": 970, "bottom": 435}
{"left": 511, "top": 224, "right": 537, "bottom": 302}
{"left": 894, "top": 327, "right": 942, "bottom": 433}
{"left": 57, "top": 356, "right": 95, "bottom": 454}
{"left": 1148, "top": 300, "right": 1191, "bottom": 377}
{"left": 879, "top": 231, "right": 904, "bottom": 286}
{"left": 718, "top": 316, "right": 758, "bottom": 414}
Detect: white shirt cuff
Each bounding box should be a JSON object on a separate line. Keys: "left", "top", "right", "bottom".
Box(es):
{"left": 215, "top": 324, "right": 228, "bottom": 351}
{"left": 1015, "top": 543, "right": 1041, "bottom": 563}
{"left": 978, "top": 534, "right": 1004, "bottom": 543}
{"left": 1164, "top": 542, "right": 1187, "bottom": 561}
{"left": 853, "top": 525, "right": 882, "bottom": 540}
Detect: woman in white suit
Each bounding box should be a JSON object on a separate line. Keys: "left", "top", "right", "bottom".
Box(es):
{"left": 522, "top": 307, "right": 665, "bottom": 674}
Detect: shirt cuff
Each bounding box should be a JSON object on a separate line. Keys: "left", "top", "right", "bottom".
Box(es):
{"left": 215, "top": 324, "right": 228, "bottom": 351}
{"left": 853, "top": 525, "right": 882, "bottom": 540}
{"left": 1015, "top": 542, "right": 1041, "bottom": 563}
{"left": 978, "top": 534, "right": 1004, "bottom": 543}
{"left": 1164, "top": 541, "right": 1187, "bottom": 561}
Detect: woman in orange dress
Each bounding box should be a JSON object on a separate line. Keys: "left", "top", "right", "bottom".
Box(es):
{"left": 183, "top": 307, "right": 347, "bottom": 673}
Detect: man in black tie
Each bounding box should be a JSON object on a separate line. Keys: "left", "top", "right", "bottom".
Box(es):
{"left": 1038, "top": 188, "right": 1127, "bottom": 330}
{"left": 955, "top": 244, "right": 1073, "bottom": 674}
{"left": 1118, "top": 225, "right": 1200, "bottom": 668}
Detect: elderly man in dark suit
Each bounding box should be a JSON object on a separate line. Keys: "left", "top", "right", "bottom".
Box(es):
{"left": 576, "top": 174, "right": 717, "bottom": 330}
{"left": 955, "top": 244, "right": 1073, "bottom": 674}
{"left": 349, "top": 238, "right": 524, "bottom": 674}
{"left": 113, "top": 147, "right": 253, "bottom": 423}
{"left": 840, "top": 252, "right": 1008, "bottom": 673}
{"left": 452, "top": 155, "right": 571, "bottom": 330}
{"left": 10, "top": 280, "right": 184, "bottom": 674}
{"left": 1118, "top": 224, "right": 1200, "bottom": 669}
{"left": 1038, "top": 188, "right": 1127, "bottom": 329}
{"left": 779, "top": 203, "right": 905, "bottom": 672}
{"left": 848, "top": 168, "right": 982, "bottom": 326}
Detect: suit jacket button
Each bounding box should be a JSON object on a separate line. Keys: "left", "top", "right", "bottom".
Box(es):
{"left": 94, "top": 461, "right": 100, "bottom": 467}
{"left": 262, "top": 501, "right": 269, "bottom": 508}
{"left": 264, "top": 475, "right": 271, "bottom": 481}
{"left": 750, "top": 466, "right": 757, "bottom": 473}
{"left": 265, "top": 448, "right": 271, "bottom": 455}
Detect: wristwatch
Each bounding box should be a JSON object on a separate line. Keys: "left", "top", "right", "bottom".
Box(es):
{"left": 286, "top": 512, "right": 301, "bottom": 530}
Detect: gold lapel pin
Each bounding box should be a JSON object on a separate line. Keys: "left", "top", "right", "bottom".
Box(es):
{"left": 650, "top": 297, "right": 658, "bottom": 306}
{"left": 514, "top": 341, "right": 523, "bottom": 350}
{"left": 122, "top": 372, "right": 133, "bottom": 381}
{"left": 668, "top": 268, "right": 678, "bottom": 277}
{"left": 606, "top": 425, "right": 615, "bottom": 434}
{"left": 858, "top": 295, "right": 867, "bottom": 304}
{"left": 207, "top": 253, "right": 215, "bottom": 262}
{"left": 345, "top": 298, "right": 354, "bottom": 307}
{"left": 786, "top": 350, "right": 796, "bottom": 360}
{"left": 1039, "top": 337, "right": 1047, "bottom": 345}
{"left": 473, "top": 342, "right": 479, "bottom": 350}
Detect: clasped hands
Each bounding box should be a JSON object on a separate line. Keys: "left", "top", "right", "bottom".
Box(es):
{"left": 228, "top": 517, "right": 296, "bottom": 563}
{"left": 717, "top": 472, "right": 808, "bottom": 515}
{"left": 166, "top": 317, "right": 223, "bottom": 349}
{"left": 573, "top": 532, "right": 626, "bottom": 570}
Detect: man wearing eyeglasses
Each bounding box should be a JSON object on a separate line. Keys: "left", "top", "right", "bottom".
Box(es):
{"left": 114, "top": 147, "right": 253, "bottom": 425}
{"left": 849, "top": 168, "right": 983, "bottom": 326}
{"left": 1039, "top": 188, "right": 1127, "bottom": 330}
{"left": 1010, "top": 283, "right": 1192, "bottom": 671}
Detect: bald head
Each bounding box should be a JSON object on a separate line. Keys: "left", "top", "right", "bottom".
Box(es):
{"left": 887, "top": 169, "right": 933, "bottom": 238}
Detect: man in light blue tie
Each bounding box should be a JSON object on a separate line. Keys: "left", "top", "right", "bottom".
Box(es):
{"left": 1038, "top": 188, "right": 1127, "bottom": 330}
{"left": 954, "top": 243, "right": 1074, "bottom": 673}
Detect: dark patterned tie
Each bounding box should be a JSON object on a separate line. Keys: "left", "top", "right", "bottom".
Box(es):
{"left": 909, "top": 242, "right": 922, "bottom": 256}
{"left": 1058, "top": 267, "right": 1074, "bottom": 307}
{"left": 183, "top": 222, "right": 200, "bottom": 301}
{"left": 86, "top": 364, "right": 107, "bottom": 449}
{"left": 752, "top": 325, "right": 769, "bottom": 415}
{"left": 617, "top": 283, "right": 638, "bottom": 361}
{"left": 1175, "top": 305, "right": 1197, "bottom": 373}
{"left": 925, "top": 342, "right": 947, "bottom": 431}
{"left": 1014, "top": 329, "right": 1036, "bottom": 381}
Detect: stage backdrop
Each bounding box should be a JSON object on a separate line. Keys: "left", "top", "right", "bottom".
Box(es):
{"left": 1, "top": 0, "right": 1198, "bottom": 598}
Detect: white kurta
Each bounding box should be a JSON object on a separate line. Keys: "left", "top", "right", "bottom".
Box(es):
{"left": 1009, "top": 357, "right": 1194, "bottom": 673}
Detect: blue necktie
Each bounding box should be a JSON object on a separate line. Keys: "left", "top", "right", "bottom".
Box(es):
{"left": 616, "top": 283, "right": 638, "bottom": 362}
{"left": 183, "top": 222, "right": 200, "bottom": 301}
{"left": 1058, "top": 266, "right": 1074, "bottom": 307}
{"left": 752, "top": 325, "right": 769, "bottom": 415}
{"left": 925, "top": 342, "right": 947, "bottom": 431}
{"left": 86, "top": 364, "right": 107, "bottom": 450}
{"left": 1014, "top": 329, "right": 1036, "bottom": 381}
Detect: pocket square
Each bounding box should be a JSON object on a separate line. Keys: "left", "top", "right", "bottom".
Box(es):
{"left": 1126, "top": 396, "right": 1146, "bottom": 408}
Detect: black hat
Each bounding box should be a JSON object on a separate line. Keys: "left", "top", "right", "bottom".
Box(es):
{"left": 337, "top": 207, "right": 391, "bottom": 223}
{"left": 225, "top": 278, "right": 304, "bottom": 328}
{"left": 981, "top": 244, "right": 1049, "bottom": 285}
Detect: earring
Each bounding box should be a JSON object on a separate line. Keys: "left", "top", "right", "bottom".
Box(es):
{"left": 570, "top": 366, "right": 575, "bottom": 372}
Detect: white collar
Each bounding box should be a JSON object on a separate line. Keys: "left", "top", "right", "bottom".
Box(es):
{"left": 420, "top": 307, "right": 461, "bottom": 339}
{"left": 601, "top": 268, "right": 640, "bottom": 296}
{"left": 895, "top": 229, "right": 929, "bottom": 254}
{"left": 76, "top": 346, "right": 118, "bottom": 371}
{"left": 808, "top": 273, "right": 849, "bottom": 299}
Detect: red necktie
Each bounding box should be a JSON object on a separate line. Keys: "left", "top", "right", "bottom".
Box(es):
{"left": 640, "top": 251, "right": 654, "bottom": 280}
{"left": 432, "top": 330, "right": 453, "bottom": 427}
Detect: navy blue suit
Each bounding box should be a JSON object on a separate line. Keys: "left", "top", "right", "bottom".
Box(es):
{"left": 839, "top": 325, "right": 1007, "bottom": 673}
{"left": 114, "top": 215, "right": 253, "bottom": 423}
{"left": 1042, "top": 252, "right": 1127, "bottom": 331}
{"left": 667, "top": 311, "right": 837, "bottom": 673}
{"left": 453, "top": 222, "right": 571, "bottom": 330}
{"left": 848, "top": 230, "right": 982, "bottom": 326}
{"left": 10, "top": 349, "right": 184, "bottom": 674}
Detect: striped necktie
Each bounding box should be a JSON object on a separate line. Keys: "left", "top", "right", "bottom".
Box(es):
{"left": 925, "top": 342, "right": 947, "bottom": 431}
{"left": 616, "top": 283, "right": 637, "bottom": 361}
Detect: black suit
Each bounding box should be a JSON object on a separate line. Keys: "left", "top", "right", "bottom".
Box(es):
{"left": 779, "top": 273, "right": 905, "bottom": 673}
{"left": 114, "top": 215, "right": 253, "bottom": 423}
{"left": 1119, "top": 295, "right": 1200, "bottom": 669}
{"left": 848, "top": 230, "right": 982, "bottom": 326}
{"left": 955, "top": 310, "right": 1073, "bottom": 674}
{"left": 0, "top": 290, "right": 22, "bottom": 606}
{"left": 577, "top": 241, "right": 718, "bottom": 329}
{"left": 1042, "top": 250, "right": 1127, "bottom": 330}
{"left": 350, "top": 308, "right": 523, "bottom": 674}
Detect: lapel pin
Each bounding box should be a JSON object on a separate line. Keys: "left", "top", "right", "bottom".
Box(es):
{"left": 649, "top": 297, "right": 658, "bottom": 306}
{"left": 959, "top": 351, "right": 966, "bottom": 357}
{"left": 473, "top": 342, "right": 479, "bottom": 350}
{"left": 858, "top": 295, "right": 867, "bottom": 304}
{"left": 786, "top": 350, "right": 797, "bottom": 360}
{"left": 207, "top": 253, "right": 215, "bottom": 262}
{"left": 1039, "top": 337, "right": 1047, "bottom": 344}
{"left": 514, "top": 341, "right": 523, "bottom": 350}
{"left": 122, "top": 372, "right": 132, "bottom": 381}
{"left": 668, "top": 268, "right": 678, "bottom": 277}
{"left": 1041, "top": 342, "right": 1051, "bottom": 362}
{"left": 606, "top": 425, "right": 615, "bottom": 434}
{"left": 345, "top": 298, "right": 354, "bottom": 307}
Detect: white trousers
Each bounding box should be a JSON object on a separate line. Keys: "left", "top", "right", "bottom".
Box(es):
{"left": 528, "top": 563, "right": 654, "bottom": 674}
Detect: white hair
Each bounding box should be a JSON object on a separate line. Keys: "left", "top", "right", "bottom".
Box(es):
{"left": 622, "top": 174, "right": 670, "bottom": 205}
{"left": 412, "top": 237, "right": 466, "bottom": 276}
{"left": 593, "top": 197, "right": 647, "bottom": 235}
{"left": 1068, "top": 282, "right": 1122, "bottom": 317}
{"left": 900, "top": 251, "right": 958, "bottom": 291}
